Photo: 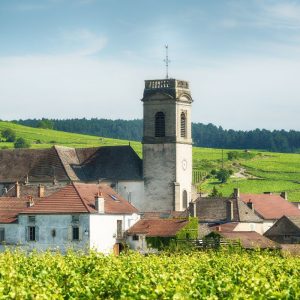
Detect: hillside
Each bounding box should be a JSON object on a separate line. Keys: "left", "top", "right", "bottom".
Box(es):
{"left": 15, "top": 118, "right": 300, "bottom": 153}
{"left": 1, "top": 121, "right": 300, "bottom": 201}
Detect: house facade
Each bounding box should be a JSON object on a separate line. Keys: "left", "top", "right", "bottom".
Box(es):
{"left": 264, "top": 216, "right": 300, "bottom": 244}
{"left": 0, "top": 183, "right": 140, "bottom": 254}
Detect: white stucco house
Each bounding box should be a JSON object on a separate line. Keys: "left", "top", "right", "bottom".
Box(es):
{"left": 0, "top": 183, "right": 140, "bottom": 254}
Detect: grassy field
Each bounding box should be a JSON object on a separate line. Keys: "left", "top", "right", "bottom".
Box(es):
{"left": 1, "top": 121, "right": 300, "bottom": 201}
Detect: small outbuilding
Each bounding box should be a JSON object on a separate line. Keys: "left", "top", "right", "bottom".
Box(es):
{"left": 264, "top": 216, "right": 300, "bottom": 244}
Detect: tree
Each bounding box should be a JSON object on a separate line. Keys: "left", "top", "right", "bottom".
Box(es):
{"left": 209, "top": 186, "right": 223, "bottom": 198}
{"left": 14, "top": 138, "right": 31, "bottom": 148}
{"left": 1, "top": 128, "right": 16, "bottom": 142}
{"left": 216, "top": 169, "right": 231, "bottom": 183}
{"left": 37, "top": 119, "right": 54, "bottom": 130}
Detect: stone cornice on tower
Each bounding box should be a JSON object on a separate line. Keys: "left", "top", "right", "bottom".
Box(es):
{"left": 142, "top": 79, "right": 193, "bottom": 103}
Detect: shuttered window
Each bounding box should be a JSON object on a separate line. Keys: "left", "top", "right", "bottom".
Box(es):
{"left": 180, "top": 112, "right": 187, "bottom": 138}
{"left": 0, "top": 228, "right": 4, "bottom": 242}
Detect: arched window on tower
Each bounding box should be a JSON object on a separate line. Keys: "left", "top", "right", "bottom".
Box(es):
{"left": 155, "top": 112, "right": 165, "bottom": 137}
{"left": 180, "top": 112, "right": 187, "bottom": 138}
{"left": 182, "top": 190, "right": 188, "bottom": 209}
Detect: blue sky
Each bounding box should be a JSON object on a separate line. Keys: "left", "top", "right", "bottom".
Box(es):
{"left": 0, "top": 0, "right": 300, "bottom": 130}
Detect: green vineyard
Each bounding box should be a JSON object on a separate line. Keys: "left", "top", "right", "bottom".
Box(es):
{"left": 0, "top": 249, "right": 299, "bottom": 299}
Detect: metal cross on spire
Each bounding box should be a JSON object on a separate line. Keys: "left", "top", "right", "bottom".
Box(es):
{"left": 164, "top": 44, "right": 170, "bottom": 79}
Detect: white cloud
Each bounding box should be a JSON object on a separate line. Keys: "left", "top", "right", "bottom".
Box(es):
{"left": 59, "top": 29, "right": 107, "bottom": 56}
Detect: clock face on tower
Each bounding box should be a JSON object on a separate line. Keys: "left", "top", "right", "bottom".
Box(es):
{"left": 182, "top": 159, "right": 187, "bottom": 171}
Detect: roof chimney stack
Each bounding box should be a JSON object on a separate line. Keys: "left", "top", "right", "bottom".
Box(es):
{"left": 247, "top": 200, "right": 254, "bottom": 210}
{"left": 233, "top": 188, "right": 240, "bottom": 199}
{"left": 95, "top": 192, "right": 105, "bottom": 214}
{"left": 280, "top": 192, "right": 288, "bottom": 200}
{"left": 26, "top": 196, "right": 34, "bottom": 207}
{"left": 15, "top": 182, "right": 20, "bottom": 198}
{"left": 38, "top": 184, "right": 45, "bottom": 198}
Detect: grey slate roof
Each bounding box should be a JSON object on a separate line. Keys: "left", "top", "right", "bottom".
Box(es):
{"left": 193, "top": 196, "right": 262, "bottom": 223}
{"left": 0, "top": 145, "right": 142, "bottom": 183}
{"left": 74, "top": 146, "right": 143, "bottom": 181}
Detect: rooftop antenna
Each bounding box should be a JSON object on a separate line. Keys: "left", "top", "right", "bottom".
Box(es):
{"left": 163, "top": 44, "right": 170, "bottom": 79}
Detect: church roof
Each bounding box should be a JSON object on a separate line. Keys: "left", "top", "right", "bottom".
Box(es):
{"left": 74, "top": 146, "right": 142, "bottom": 181}
{"left": 0, "top": 145, "right": 142, "bottom": 183}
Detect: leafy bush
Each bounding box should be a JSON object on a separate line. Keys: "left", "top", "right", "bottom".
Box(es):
{"left": 14, "top": 138, "right": 31, "bottom": 149}
{"left": 1, "top": 128, "right": 16, "bottom": 142}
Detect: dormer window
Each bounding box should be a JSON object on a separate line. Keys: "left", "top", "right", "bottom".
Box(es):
{"left": 155, "top": 112, "right": 165, "bottom": 137}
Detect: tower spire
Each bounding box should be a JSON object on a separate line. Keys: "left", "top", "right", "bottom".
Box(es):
{"left": 164, "top": 44, "right": 170, "bottom": 79}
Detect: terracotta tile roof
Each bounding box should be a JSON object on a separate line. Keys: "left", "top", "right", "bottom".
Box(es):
{"left": 0, "top": 197, "right": 34, "bottom": 223}
{"left": 240, "top": 193, "right": 300, "bottom": 220}
{"left": 20, "top": 183, "right": 138, "bottom": 215}
{"left": 210, "top": 222, "right": 238, "bottom": 232}
{"left": 127, "top": 219, "right": 189, "bottom": 237}
{"left": 73, "top": 182, "right": 138, "bottom": 214}
{"left": 219, "top": 231, "right": 280, "bottom": 249}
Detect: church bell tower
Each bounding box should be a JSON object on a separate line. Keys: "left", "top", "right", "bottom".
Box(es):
{"left": 142, "top": 79, "right": 193, "bottom": 211}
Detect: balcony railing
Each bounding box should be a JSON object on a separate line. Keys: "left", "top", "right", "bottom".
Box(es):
{"left": 145, "top": 79, "right": 189, "bottom": 90}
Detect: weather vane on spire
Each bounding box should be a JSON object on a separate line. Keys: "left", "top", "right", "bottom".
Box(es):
{"left": 164, "top": 44, "right": 170, "bottom": 79}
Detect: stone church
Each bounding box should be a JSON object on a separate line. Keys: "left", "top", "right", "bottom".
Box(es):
{"left": 0, "top": 78, "right": 193, "bottom": 213}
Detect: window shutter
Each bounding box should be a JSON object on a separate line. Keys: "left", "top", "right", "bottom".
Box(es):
{"left": 35, "top": 226, "right": 39, "bottom": 241}
{"left": 68, "top": 226, "right": 72, "bottom": 241}
{"left": 79, "top": 227, "right": 83, "bottom": 241}
{"left": 25, "top": 226, "right": 28, "bottom": 242}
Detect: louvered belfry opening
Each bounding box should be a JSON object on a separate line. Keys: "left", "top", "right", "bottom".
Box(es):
{"left": 155, "top": 112, "right": 165, "bottom": 137}
{"left": 180, "top": 112, "right": 187, "bottom": 138}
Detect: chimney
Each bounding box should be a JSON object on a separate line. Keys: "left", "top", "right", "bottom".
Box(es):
{"left": 95, "top": 192, "right": 105, "bottom": 214}
{"left": 38, "top": 184, "right": 45, "bottom": 198}
{"left": 233, "top": 188, "right": 240, "bottom": 199}
{"left": 247, "top": 200, "right": 254, "bottom": 210}
{"left": 15, "top": 182, "right": 20, "bottom": 198}
{"left": 26, "top": 196, "right": 34, "bottom": 207}
{"left": 226, "top": 200, "right": 234, "bottom": 221}
{"left": 189, "top": 201, "right": 197, "bottom": 217}
{"left": 216, "top": 226, "right": 221, "bottom": 232}
{"left": 280, "top": 192, "right": 288, "bottom": 200}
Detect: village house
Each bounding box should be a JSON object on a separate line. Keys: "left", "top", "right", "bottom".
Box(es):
{"left": 190, "top": 192, "right": 266, "bottom": 236}
{"left": 0, "top": 182, "right": 139, "bottom": 254}
{"left": 239, "top": 191, "right": 300, "bottom": 232}
{"left": 205, "top": 223, "right": 280, "bottom": 250}
{"left": 0, "top": 145, "right": 144, "bottom": 210}
{"left": 264, "top": 216, "right": 300, "bottom": 244}
{"left": 127, "top": 216, "right": 198, "bottom": 252}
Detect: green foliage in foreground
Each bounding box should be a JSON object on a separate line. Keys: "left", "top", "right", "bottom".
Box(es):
{"left": 0, "top": 250, "right": 299, "bottom": 299}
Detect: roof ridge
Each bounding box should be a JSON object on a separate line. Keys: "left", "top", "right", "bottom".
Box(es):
{"left": 53, "top": 145, "right": 79, "bottom": 181}
{"left": 72, "top": 182, "right": 93, "bottom": 213}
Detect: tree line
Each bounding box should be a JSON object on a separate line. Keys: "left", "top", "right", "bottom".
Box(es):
{"left": 14, "top": 118, "right": 300, "bottom": 153}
